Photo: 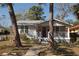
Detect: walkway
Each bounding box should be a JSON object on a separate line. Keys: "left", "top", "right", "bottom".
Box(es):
{"left": 24, "top": 45, "right": 49, "bottom": 56}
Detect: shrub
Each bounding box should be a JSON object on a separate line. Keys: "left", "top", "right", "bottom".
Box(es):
{"left": 20, "top": 34, "right": 34, "bottom": 44}
{"left": 20, "top": 34, "right": 41, "bottom": 44}
{"left": 20, "top": 34, "right": 30, "bottom": 41}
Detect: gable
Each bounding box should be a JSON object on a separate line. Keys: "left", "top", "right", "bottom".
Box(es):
{"left": 39, "top": 20, "right": 70, "bottom": 27}
{"left": 54, "top": 21, "right": 65, "bottom": 26}
{"left": 17, "top": 19, "right": 71, "bottom": 27}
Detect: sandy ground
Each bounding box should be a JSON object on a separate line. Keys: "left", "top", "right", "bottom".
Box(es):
{"left": 0, "top": 40, "right": 79, "bottom": 56}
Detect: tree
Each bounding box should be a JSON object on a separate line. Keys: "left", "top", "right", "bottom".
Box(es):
{"left": 7, "top": 3, "right": 22, "bottom": 47}
{"left": 15, "top": 13, "right": 24, "bottom": 20}
{"left": 65, "top": 19, "right": 74, "bottom": 24}
{"left": 48, "top": 3, "right": 55, "bottom": 49}
{"left": 73, "top": 20, "right": 79, "bottom": 25}
{"left": 72, "top": 4, "right": 79, "bottom": 19}
{"left": 54, "top": 3, "right": 73, "bottom": 20}
{"left": 25, "top": 5, "right": 45, "bottom": 20}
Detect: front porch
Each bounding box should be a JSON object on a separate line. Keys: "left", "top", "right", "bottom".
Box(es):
{"left": 37, "top": 26, "right": 70, "bottom": 43}
{"left": 17, "top": 24, "right": 70, "bottom": 43}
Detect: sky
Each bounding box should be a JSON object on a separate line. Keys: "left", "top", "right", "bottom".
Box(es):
{"left": 53, "top": 3, "right": 76, "bottom": 20}
{"left": 0, "top": 3, "right": 76, "bottom": 27}
{"left": 0, "top": 3, "right": 49, "bottom": 27}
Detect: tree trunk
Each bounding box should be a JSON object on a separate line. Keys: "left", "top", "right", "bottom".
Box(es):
{"left": 7, "top": 3, "right": 22, "bottom": 47}
{"left": 48, "top": 3, "right": 54, "bottom": 48}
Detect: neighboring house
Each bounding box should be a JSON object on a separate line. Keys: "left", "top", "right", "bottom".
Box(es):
{"left": 17, "top": 19, "right": 71, "bottom": 43}
{"left": 0, "top": 25, "right": 4, "bottom": 33}
{"left": 0, "top": 25, "right": 5, "bottom": 40}
{"left": 69, "top": 25, "right": 79, "bottom": 43}
{"left": 70, "top": 25, "right": 79, "bottom": 33}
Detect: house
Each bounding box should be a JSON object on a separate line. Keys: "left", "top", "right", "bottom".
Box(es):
{"left": 70, "top": 24, "right": 79, "bottom": 33}
{"left": 0, "top": 25, "right": 4, "bottom": 33}
{"left": 69, "top": 25, "right": 79, "bottom": 43}
{"left": 17, "top": 19, "right": 71, "bottom": 43}
{"left": 0, "top": 25, "right": 5, "bottom": 40}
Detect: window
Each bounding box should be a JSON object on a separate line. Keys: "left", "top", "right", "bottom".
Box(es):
{"left": 20, "top": 29, "right": 24, "bottom": 33}
{"left": 54, "top": 26, "right": 59, "bottom": 32}
{"left": 54, "top": 26, "right": 65, "bottom": 32}
{"left": 56, "top": 26, "right": 59, "bottom": 32}
{"left": 59, "top": 26, "right": 65, "bottom": 31}
{"left": 20, "top": 25, "right": 24, "bottom": 33}
{"left": 25, "top": 26, "right": 28, "bottom": 33}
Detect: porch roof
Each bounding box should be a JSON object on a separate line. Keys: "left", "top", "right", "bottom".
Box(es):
{"left": 17, "top": 20, "right": 44, "bottom": 25}
{"left": 39, "top": 18, "right": 72, "bottom": 26}
{"left": 17, "top": 18, "right": 72, "bottom": 26}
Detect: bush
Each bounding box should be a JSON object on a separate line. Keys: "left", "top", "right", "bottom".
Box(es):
{"left": 20, "top": 34, "right": 30, "bottom": 41}
{"left": 20, "top": 34, "right": 34, "bottom": 44}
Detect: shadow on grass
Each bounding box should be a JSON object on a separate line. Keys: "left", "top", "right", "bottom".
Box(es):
{"left": 53, "top": 47, "right": 77, "bottom": 56}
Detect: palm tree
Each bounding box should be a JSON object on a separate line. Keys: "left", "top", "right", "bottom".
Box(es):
{"left": 7, "top": 3, "right": 22, "bottom": 47}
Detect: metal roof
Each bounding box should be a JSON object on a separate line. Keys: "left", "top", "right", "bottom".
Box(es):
{"left": 17, "top": 19, "right": 72, "bottom": 26}
{"left": 17, "top": 20, "right": 44, "bottom": 25}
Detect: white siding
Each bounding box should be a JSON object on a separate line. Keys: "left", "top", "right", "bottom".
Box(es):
{"left": 18, "top": 29, "right": 21, "bottom": 34}
{"left": 28, "top": 26, "right": 37, "bottom": 38}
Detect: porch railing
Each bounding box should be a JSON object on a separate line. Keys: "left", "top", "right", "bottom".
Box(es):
{"left": 54, "top": 31, "right": 68, "bottom": 38}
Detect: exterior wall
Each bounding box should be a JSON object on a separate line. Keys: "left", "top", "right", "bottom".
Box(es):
{"left": 18, "top": 25, "right": 37, "bottom": 38}
{"left": 28, "top": 26, "right": 37, "bottom": 38}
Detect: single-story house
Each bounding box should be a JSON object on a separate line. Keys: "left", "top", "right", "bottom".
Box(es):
{"left": 17, "top": 19, "right": 71, "bottom": 43}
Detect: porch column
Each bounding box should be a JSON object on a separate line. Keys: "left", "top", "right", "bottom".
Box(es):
{"left": 68, "top": 27, "right": 70, "bottom": 39}
{"left": 34, "top": 25, "right": 38, "bottom": 39}
{"left": 24, "top": 25, "right": 26, "bottom": 34}
{"left": 18, "top": 25, "right": 21, "bottom": 34}
{"left": 18, "top": 29, "right": 21, "bottom": 34}
{"left": 67, "top": 27, "right": 70, "bottom": 42}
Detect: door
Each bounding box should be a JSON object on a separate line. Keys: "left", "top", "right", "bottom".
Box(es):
{"left": 42, "top": 27, "right": 47, "bottom": 37}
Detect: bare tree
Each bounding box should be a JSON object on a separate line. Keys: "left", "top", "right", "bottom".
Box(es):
{"left": 54, "top": 3, "right": 73, "bottom": 20}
